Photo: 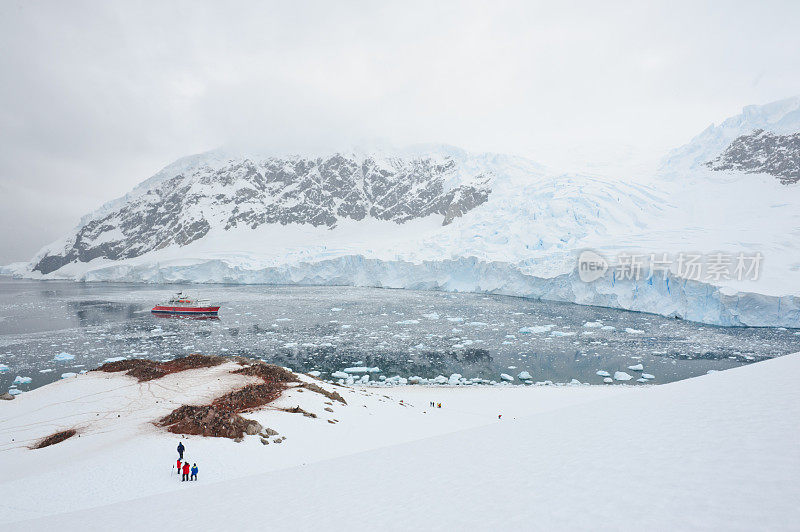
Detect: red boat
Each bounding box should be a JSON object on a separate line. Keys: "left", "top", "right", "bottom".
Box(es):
{"left": 151, "top": 292, "right": 220, "bottom": 316}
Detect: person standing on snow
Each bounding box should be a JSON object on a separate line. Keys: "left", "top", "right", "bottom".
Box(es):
{"left": 177, "top": 441, "right": 185, "bottom": 460}
{"left": 190, "top": 463, "right": 198, "bottom": 481}
{"left": 176, "top": 458, "right": 182, "bottom": 474}
{"left": 182, "top": 461, "right": 191, "bottom": 481}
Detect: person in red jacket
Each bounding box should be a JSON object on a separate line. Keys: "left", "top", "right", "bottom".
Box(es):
{"left": 176, "top": 458, "right": 182, "bottom": 474}
{"left": 182, "top": 461, "right": 191, "bottom": 481}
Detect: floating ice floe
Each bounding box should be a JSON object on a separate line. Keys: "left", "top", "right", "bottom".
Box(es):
{"left": 519, "top": 325, "right": 555, "bottom": 334}
{"left": 331, "top": 371, "right": 349, "bottom": 379}
{"left": 446, "top": 317, "right": 463, "bottom": 323}
{"left": 343, "top": 366, "right": 381, "bottom": 374}
{"left": 603, "top": 377, "right": 613, "bottom": 383}
{"left": 307, "top": 370, "right": 321, "bottom": 377}
{"left": 601, "top": 325, "right": 616, "bottom": 331}
{"left": 642, "top": 373, "right": 655, "bottom": 380}
{"left": 13, "top": 376, "right": 32, "bottom": 384}
{"left": 421, "top": 312, "right": 439, "bottom": 320}
{"left": 550, "top": 331, "right": 576, "bottom": 337}
{"left": 625, "top": 328, "right": 644, "bottom": 334}
{"left": 0, "top": 364, "right": 9, "bottom": 373}
{"left": 61, "top": 372, "right": 77, "bottom": 379}
{"left": 8, "top": 388, "right": 22, "bottom": 395}
{"left": 396, "top": 319, "right": 419, "bottom": 325}
{"left": 596, "top": 370, "right": 611, "bottom": 377}
{"left": 39, "top": 369, "right": 53, "bottom": 373}
{"left": 584, "top": 321, "right": 603, "bottom": 328}
{"left": 500, "top": 373, "right": 514, "bottom": 382}
{"left": 448, "top": 373, "right": 462, "bottom": 385}
{"left": 433, "top": 375, "right": 448, "bottom": 385}
{"left": 517, "top": 371, "right": 532, "bottom": 380}
{"left": 636, "top": 378, "right": 648, "bottom": 383}
{"left": 628, "top": 363, "right": 644, "bottom": 371}
{"left": 614, "top": 371, "right": 633, "bottom": 381}
{"left": 408, "top": 376, "right": 424, "bottom": 384}
{"left": 103, "top": 356, "right": 126, "bottom": 363}
{"left": 54, "top": 352, "right": 75, "bottom": 361}
{"left": 569, "top": 379, "right": 582, "bottom": 385}
{"left": 330, "top": 307, "right": 342, "bottom": 312}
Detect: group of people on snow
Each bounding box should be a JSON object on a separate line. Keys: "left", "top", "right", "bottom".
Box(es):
{"left": 429, "top": 401, "right": 442, "bottom": 408}
{"left": 175, "top": 441, "right": 199, "bottom": 482}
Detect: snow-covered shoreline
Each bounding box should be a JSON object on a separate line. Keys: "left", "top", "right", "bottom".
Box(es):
{"left": 1, "top": 353, "right": 798, "bottom": 530}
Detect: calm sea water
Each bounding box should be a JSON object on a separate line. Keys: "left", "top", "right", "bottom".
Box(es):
{"left": 1, "top": 278, "right": 798, "bottom": 393}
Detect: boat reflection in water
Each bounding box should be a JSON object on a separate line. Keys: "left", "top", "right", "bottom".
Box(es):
{"left": 151, "top": 313, "right": 220, "bottom": 321}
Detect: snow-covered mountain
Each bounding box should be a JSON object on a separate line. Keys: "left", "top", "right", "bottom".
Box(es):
{"left": 6, "top": 99, "right": 800, "bottom": 327}
{"left": 32, "top": 149, "right": 492, "bottom": 275}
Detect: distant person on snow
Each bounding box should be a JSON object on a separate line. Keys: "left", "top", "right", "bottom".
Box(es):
{"left": 177, "top": 441, "right": 185, "bottom": 460}
{"left": 191, "top": 463, "right": 198, "bottom": 481}
{"left": 176, "top": 458, "right": 182, "bottom": 474}
{"left": 182, "top": 461, "right": 191, "bottom": 481}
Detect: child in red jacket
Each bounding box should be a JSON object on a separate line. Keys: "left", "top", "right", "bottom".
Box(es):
{"left": 176, "top": 458, "right": 182, "bottom": 474}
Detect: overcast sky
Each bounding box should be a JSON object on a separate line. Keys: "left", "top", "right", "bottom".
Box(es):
{"left": 1, "top": 0, "right": 798, "bottom": 264}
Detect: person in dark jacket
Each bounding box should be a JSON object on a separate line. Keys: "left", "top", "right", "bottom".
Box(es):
{"left": 190, "top": 463, "right": 198, "bottom": 481}
{"left": 177, "top": 441, "right": 185, "bottom": 460}
{"left": 182, "top": 461, "right": 191, "bottom": 481}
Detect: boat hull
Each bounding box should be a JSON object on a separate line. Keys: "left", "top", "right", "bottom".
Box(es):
{"left": 151, "top": 305, "right": 220, "bottom": 315}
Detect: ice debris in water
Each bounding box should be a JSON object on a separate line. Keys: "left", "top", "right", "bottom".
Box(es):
{"left": 8, "top": 388, "right": 22, "bottom": 395}
{"left": 343, "top": 367, "right": 380, "bottom": 374}
{"left": 517, "top": 371, "right": 532, "bottom": 380}
{"left": 614, "top": 371, "right": 633, "bottom": 381}
{"left": 395, "top": 320, "right": 419, "bottom": 325}
{"left": 500, "top": 373, "right": 514, "bottom": 382}
{"left": 596, "top": 370, "right": 611, "bottom": 377}
{"left": 331, "top": 371, "right": 349, "bottom": 379}
{"left": 13, "top": 376, "right": 32, "bottom": 384}
{"left": 448, "top": 373, "right": 462, "bottom": 385}
{"left": 307, "top": 370, "right": 321, "bottom": 377}
{"left": 625, "top": 328, "right": 644, "bottom": 334}
{"left": 628, "top": 363, "right": 644, "bottom": 371}
{"left": 103, "top": 356, "right": 126, "bottom": 363}
{"left": 642, "top": 373, "right": 655, "bottom": 380}
{"left": 584, "top": 321, "right": 603, "bottom": 328}
{"left": 61, "top": 372, "right": 77, "bottom": 379}
{"left": 603, "top": 377, "right": 613, "bottom": 384}
{"left": 54, "top": 352, "right": 75, "bottom": 361}
{"left": 519, "top": 325, "right": 554, "bottom": 334}
{"left": 0, "top": 364, "right": 9, "bottom": 373}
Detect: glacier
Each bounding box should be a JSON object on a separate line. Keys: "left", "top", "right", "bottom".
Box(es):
{"left": 4, "top": 99, "right": 800, "bottom": 328}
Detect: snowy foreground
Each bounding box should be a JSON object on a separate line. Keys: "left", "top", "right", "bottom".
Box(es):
{"left": 1, "top": 355, "right": 799, "bottom": 530}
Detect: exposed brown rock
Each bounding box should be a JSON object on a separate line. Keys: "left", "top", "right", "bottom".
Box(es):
{"left": 34, "top": 429, "right": 77, "bottom": 449}
{"left": 96, "top": 354, "right": 225, "bottom": 382}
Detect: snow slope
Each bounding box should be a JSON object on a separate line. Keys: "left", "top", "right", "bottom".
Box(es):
{"left": 5, "top": 99, "right": 800, "bottom": 327}
{"left": 2, "top": 354, "right": 798, "bottom": 530}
